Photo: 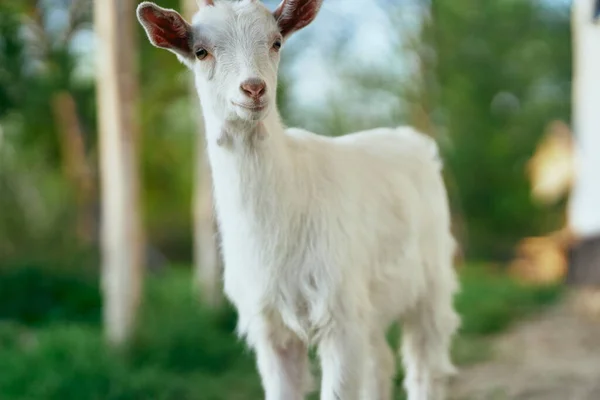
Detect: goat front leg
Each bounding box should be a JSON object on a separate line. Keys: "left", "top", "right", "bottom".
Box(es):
{"left": 318, "top": 321, "right": 369, "bottom": 400}
{"left": 253, "top": 331, "right": 310, "bottom": 400}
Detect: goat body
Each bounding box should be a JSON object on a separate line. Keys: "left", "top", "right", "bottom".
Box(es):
{"left": 213, "top": 122, "right": 453, "bottom": 338}
{"left": 208, "top": 116, "right": 459, "bottom": 400}
{"left": 137, "top": 1, "right": 460, "bottom": 398}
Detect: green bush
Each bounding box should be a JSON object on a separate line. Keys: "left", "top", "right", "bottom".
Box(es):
{"left": 0, "top": 258, "right": 101, "bottom": 326}
{"left": 0, "top": 270, "right": 263, "bottom": 400}
{"left": 0, "top": 323, "right": 220, "bottom": 400}
{"left": 130, "top": 270, "right": 248, "bottom": 374}
{"left": 0, "top": 264, "right": 561, "bottom": 399}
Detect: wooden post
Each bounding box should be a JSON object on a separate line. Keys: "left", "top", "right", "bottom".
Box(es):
{"left": 94, "top": 0, "right": 144, "bottom": 345}
{"left": 569, "top": 0, "right": 600, "bottom": 283}
{"left": 567, "top": 0, "right": 600, "bottom": 317}
{"left": 183, "top": 0, "right": 223, "bottom": 307}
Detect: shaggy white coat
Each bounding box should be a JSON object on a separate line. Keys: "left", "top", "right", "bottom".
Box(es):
{"left": 137, "top": 1, "right": 460, "bottom": 399}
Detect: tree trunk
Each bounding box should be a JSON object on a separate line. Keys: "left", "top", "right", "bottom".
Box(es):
{"left": 52, "top": 91, "right": 95, "bottom": 244}
{"left": 94, "top": 0, "right": 144, "bottom": 345}
{"left": 183, "top": 0, "right": 223, "bottom": 307}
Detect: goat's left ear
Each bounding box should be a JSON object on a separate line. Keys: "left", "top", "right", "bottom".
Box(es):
{"left": 273, "top": 0, "right": 323, "bottom": 39}
{"left": 137, "top": 2, "right": 193, "bottom": 60}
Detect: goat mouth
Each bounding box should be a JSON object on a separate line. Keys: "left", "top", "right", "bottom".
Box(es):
{"left": 232, "top": 102, "right": 267, "bottom": 112}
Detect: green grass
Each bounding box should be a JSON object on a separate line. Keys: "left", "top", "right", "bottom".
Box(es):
{"left": 451, "top": 265, "right": 561, "bottom": 369}
{"left": 0, "top": 258, "right": 101, "bottom": 326}
{"left": 0, "top": 264, "right": 561, "bottom": 400}
{"left": 456, "top": 265, "right": 561, "bottom": 337}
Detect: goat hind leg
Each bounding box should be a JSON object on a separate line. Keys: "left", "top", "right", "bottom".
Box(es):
{"left": 362, "top": 330, "right": 395, "bottom": 400}
{"left": 401, "top": 300, "right": 459, "bottom": 400}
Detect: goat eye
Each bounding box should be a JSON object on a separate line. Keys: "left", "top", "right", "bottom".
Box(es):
{"left": 195, "top": 48, "right": 208, "bottom": 60}
{"left": 272, "top": 40, "right": 282, "bottom": 51}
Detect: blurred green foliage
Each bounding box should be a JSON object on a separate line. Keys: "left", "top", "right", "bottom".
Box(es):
{"left": 0, "top": 0, "right": 95, "bottom": 261}
{"left": 0, "top": 264, "right": 560, "bottom": 399}
{"left": 0, "top": 0, "right": 296, "bottom": 264}
{"left": 0, "top": 0, "right": 572, "bottom": 262}
{"left": 0, "top": 1, "right": 96, "bottom": 163}
{"left": 456, "top": 265, "right": 562, "bottom": 335}
{"left": 0, "top": 269, "right": 264, "bottom": 400}
{"left": 0, "top": 1, "right": 572, "bottom": 398}
{"left": 430, "top": 0, "right": 572, "bottom": 259}
{"left": 0, "top": 258, "right": 100, "bottom": 326}
{"left": 302, "top": 0, "right": 571, "bottom": 260}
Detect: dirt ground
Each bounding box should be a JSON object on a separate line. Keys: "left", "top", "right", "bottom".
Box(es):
{"left": 449, "top": 302, "right": 600, "bottom": 400}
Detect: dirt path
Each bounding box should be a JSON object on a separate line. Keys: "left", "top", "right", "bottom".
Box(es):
{"left": 450, "top": 303, "right": 600, "bottom": 400}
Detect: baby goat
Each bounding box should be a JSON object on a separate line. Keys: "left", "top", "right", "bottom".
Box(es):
{"left": 137, "top": 1, "right": 460, "bottom": 399}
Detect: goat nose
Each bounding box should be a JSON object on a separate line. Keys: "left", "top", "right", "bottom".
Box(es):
{"left": 240, "top": 78, "right": 266, "bottom": 99}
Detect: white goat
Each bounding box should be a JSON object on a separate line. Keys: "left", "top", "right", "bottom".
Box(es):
{"left": 137, "top": 1, "right": 460, "bottom": 399}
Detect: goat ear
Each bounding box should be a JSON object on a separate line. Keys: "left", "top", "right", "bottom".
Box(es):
{"left": 137, "top": 2, "right": 193, "bottom": 59}
{"left": 273, "top": 0, "right": 323, "bottom": 39}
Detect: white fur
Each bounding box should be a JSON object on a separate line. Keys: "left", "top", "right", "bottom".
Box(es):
{"left": 138, "top": 1, "right": 460, "bottom": 399}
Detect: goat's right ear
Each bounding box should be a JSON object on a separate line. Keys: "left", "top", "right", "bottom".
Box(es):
{"left": 137, "top": 2, "right": 193, "bottom": 60}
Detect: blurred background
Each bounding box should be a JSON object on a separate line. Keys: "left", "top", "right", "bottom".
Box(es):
{"left": 1, "top": 0, "right": 599, "bottom": 399}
